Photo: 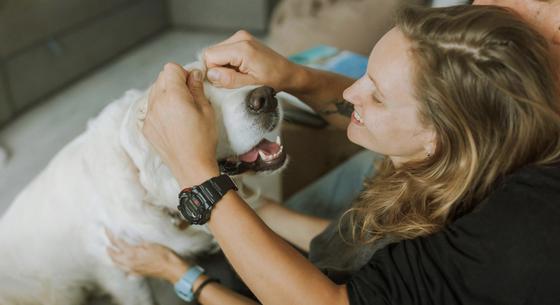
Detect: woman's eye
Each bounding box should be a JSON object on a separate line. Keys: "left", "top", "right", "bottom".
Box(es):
{"left": 372, "top": 95, "right": 383, "bottom": 104}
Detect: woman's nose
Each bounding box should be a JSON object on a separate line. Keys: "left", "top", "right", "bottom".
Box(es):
{"left": 343, "top": 83, "right": 359, "bottom": 106}
{"left": 247, "top": 86, "right": 278, "bottom": 113}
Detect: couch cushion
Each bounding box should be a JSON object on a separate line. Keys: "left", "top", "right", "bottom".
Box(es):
{"left": 5, "top": 0, "right": 166, "bottom": 110}
{"left": 0, "top": 0, "right": 132, "bottom": 58}
{"left": 0, "top": 76, "right": 12, "bottom": 125}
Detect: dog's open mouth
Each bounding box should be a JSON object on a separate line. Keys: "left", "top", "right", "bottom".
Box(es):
{"left": 218, "top": 136, "right": 287, "bottom": 175}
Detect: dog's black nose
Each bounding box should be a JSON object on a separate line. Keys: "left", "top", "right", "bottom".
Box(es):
{"left": 247, "top": 86, "right": 278, "bottom": 113}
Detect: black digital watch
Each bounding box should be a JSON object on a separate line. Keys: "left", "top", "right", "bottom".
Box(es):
{"left": 177, "top": 174, "right": 238, "bottom": 225}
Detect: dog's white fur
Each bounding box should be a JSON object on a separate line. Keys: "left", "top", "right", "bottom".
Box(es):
{"left": 0, "top": 61, "right": 282, "bottom": 305}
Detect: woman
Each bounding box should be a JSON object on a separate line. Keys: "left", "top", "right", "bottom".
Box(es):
{"left": 107, "top": 5, "right": 560, "bottom": 305}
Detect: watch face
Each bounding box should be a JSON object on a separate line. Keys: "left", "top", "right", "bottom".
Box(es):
{"left": 177, "top": 175, "right": 236, "bottom": 225}
{"left": 178, "top": 193, "right": 203, "bottom": 224}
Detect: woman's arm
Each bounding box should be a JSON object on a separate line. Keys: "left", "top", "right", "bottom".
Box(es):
{"left": 142, "top": 63, "right": 350, "bottom": 305}
{"left": 195, "top": 276, "right": 260, "bottom": 305}
{"left": 256, "top": 197, "right": 330, "bottom": 252}
{"left": 206, "top": 191, "right": 349, "bottom": 305}
{"left": 106, "top": 230, "right": 260, "bottom": 305}
{"left": 289, "top": 66, "right": 355, "bottom": 130}
{"left": 204, "top": 30, "right": 354, "bottom": 130}
{"left": 106, "top": 199, "right": 332, "bottom": 305}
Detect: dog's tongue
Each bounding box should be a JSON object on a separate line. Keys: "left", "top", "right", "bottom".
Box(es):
{"left": 239, "top": 148, "right": 259, "bottom": 163}
{"left": 238, "top": 139, "right": 281, "bottom": 163}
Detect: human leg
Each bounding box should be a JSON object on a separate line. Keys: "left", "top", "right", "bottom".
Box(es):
{"left": 285, "top": 150, "right": 381, "bottom": 219}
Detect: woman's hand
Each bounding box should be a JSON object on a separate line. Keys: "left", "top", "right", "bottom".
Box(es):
{"left": 205, "top": 30, "right": 354, "bottom": 130}
{"left": 204, "top": 30, "right": 304, "bottom": 91}
{"left": 143, "top": 63, "right": 220, "bottom": 187}
{"left": 105, "top": 229, "right": 190, "bottom": 283}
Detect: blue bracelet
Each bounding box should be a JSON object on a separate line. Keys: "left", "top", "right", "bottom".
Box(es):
{"left": 174, "top": 265, "right": 204, "bottom": 302}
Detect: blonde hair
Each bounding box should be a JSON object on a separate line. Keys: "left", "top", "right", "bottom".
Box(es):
{"left": 346, "top": 5, "right": 560, "bottom": 244}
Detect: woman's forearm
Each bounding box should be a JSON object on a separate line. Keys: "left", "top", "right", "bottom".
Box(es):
{"left": 286, "top": 66, "right": 354, "bottom": 130}
{"left": 256, "top": 198, "right": 330, "bottom": 252}
{"left": 161, "top": 254, "right": 260, "bottom": 305}
{"left": 142, "top": 63, "right": 349, "bottom": 305}
{"left": 207, "top": 192, "right": 349, "bottom": 305}
{"left": 192, "top": 274, "right": 260, "bottom": 305}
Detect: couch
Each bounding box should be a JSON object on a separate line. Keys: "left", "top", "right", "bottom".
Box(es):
{"left": 0, "top": 0, "right": 168, "bottom": 127}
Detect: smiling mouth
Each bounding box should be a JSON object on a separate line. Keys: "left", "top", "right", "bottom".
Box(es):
{"left": 352, "top": 110, "right": 365, "bottom": 125}
{"left": 218, "top": 136, "right": 287, "bottom": 175}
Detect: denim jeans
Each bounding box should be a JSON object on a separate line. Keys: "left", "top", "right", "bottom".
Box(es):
{"left": 285, "top": 150, "right": 380, "bottom": 219}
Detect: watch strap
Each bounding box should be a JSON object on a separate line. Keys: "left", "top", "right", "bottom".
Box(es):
{"left": 174, "top": 265, "right": 204, "bottom": 302}
{"left": 194, "top": 278, "right": 221, "bottom": 300}
{"left": 199, "top": 174, "right": 238, "bottom": 200}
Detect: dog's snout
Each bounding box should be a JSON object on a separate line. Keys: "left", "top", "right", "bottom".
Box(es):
{"left": 247, "top": 86, "right": 278, "bottom": 114}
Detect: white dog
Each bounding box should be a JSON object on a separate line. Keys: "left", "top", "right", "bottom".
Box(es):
{"left": 0, "top": 61, "right": 287, "bottom": 305}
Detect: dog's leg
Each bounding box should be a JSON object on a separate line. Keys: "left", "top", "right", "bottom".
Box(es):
{"left": 96, "top": 268, "right": 156, "bottom": 305}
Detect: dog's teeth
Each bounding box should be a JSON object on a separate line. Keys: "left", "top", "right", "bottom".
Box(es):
{"left": 278, "top": 145, "right": 283, "bottom": 154}
{"left": 258, "top": 150, "right": 267, "bottom": 160}
{"left": 276, "top": 136, "right": 281, "bottom": 145}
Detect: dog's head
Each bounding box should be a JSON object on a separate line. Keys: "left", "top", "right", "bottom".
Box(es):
{"left": 201, "top": 74, "right": 287, "bottom": 176}
{"left": 120, "top": 61, "right": 287, "bottom": 213}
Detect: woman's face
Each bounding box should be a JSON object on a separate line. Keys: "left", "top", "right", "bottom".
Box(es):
{"left": 344, "top": 28, "right": 435, "bottom": 166}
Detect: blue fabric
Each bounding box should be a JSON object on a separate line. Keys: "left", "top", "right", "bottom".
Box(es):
{"left": 285, "top": 150, "right": 381, "bottom": 219}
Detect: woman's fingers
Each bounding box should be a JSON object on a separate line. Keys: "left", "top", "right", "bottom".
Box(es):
{"left": 105, "top": 227, "right": 120, "bottom": 247}
{"left": 107, "top": 246, "right": 126, "bottom": 263}
{"left": 163, "top": 62, "right": 188, "bottom": 86}
{"left": 105, "top": 227, "right": 122, "bottom": 248}
{"left": 105, "top": 232, "right": 143, "bottom": 273}
{"left": 204, "top": 41, "right": 252, "bottom": 70}
{"left": 105, "top": 228, "right": 135, "bottom": 253}
{"left": 206, "top": 66, "right": 257, "bottom": 88}
{"left": 203, "top": 34, "right": 293, "bottom": 90}
{"left": 204, "top": 42, "right": 254, "bottom": 88}
{"left": 187, "top": 69, "right": 208, "bottom": 106}
{"left": 204, "top": 30, "right": 254, "bottom": 65}
{"left": 165, "top": 64, "right": 196, "bottom": 101}
{"left": 143, "top": 62, "right": 220, "bottom": 188}
{"left": 105, "top": 230, "right": 189, "bottom": 281}
{"left": 147, "top": 63, "right": 192, "bottom": 114}
{"left": 106, "top": 246, "right": 133, "bottom": 273}
{"left": 213, "top": 29, "right": 254, "bottom": 47}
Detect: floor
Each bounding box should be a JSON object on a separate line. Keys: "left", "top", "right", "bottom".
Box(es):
{"left": 0, "top": 29, "right": 281, "bottom": 304}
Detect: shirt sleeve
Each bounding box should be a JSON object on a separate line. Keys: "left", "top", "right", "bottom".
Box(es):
{"left": 345, "top": 169, "right": 560, "bottom": 305}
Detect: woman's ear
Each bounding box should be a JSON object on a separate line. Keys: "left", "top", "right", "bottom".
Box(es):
{"left": 424, "top": 129, "right": 437, "bottom": 157}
